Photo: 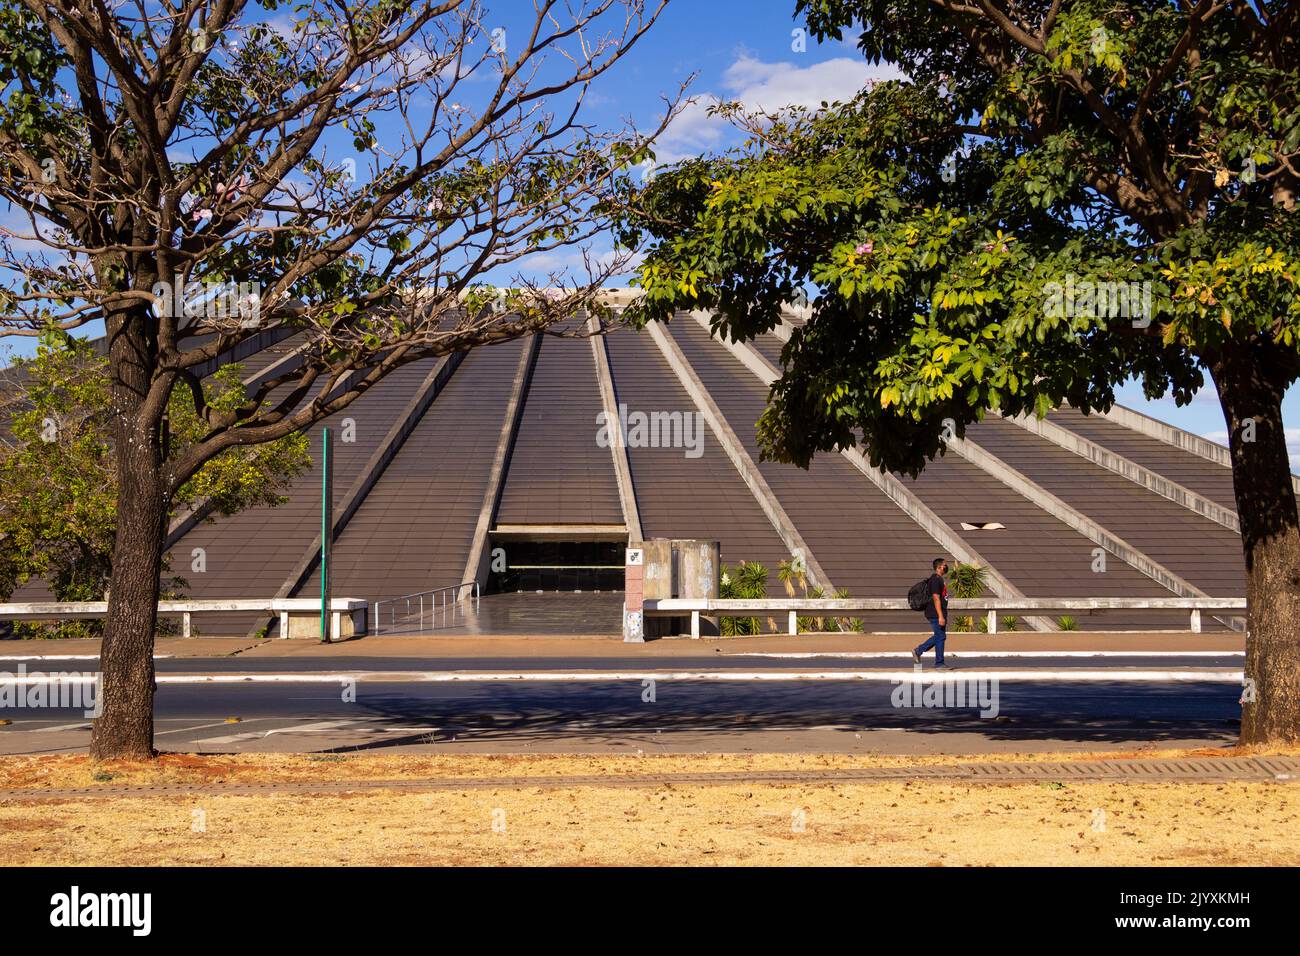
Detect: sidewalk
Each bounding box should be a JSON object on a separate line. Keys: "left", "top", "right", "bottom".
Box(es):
{"left": 0, "top": 629, "right": 1245, "bottom": 661}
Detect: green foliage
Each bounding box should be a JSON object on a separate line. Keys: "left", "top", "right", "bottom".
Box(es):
{"left": 621, "top": 3, "right": 1300, "bottom": 478}
{"left": 1002, "top": 615, "right": 1020, "bottom": 633}
{"left": 947, "top": 563, "right": 987, "bottom": 599}
{"left": 719, "top": 561, "right": 768, "bottom": 635}
{"left": 1057, "top": 615, "right": 1079, "bottom": 631}
{"left": 0, "top": 341, "right": 309, "bottom": 630}
{"left": 170, "top": 363, "right": 312, "bottom": 519}
{"left": 947, "top": 563, "right": 985, "bottom": 632}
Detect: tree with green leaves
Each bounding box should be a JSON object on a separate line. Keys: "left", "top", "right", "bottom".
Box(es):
{"left": 0, "top": 0, "right": 670, "bottom": 758}
{"left": 624, "top": 1, "right": 1300, "bottom": 743}
{"left": 0, "top": 337, "right": 310, "bottom": 632}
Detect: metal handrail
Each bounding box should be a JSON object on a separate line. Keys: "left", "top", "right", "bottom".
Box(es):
{"left": 371, "top": 581, "right": 480, "bottom": 635}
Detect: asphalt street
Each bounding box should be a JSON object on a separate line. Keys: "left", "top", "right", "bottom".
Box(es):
{"left": 0, "top": 658, "right": 1244, "bottom": 755}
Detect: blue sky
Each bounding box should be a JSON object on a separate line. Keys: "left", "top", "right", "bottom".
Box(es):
{"left": 1, "top": 0, "right": 1292, "bottom": 461}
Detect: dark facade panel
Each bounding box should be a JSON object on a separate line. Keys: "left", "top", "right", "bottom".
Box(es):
{"left": 170, "top": 354, "right": 445, "bottom": 633}
{"left": 1044, "top": 405, "right": 1239, "bottom": 509}
{"left": 964, "top": 418, "right": 1245, "bottom": 596}
{"left": 669, "top": 319, "right": 946, "bottom": 629}
{"left": 223, "top": 329, "right": 310, "bottom": 381}
{"left": 496, "top": 334, "right": 622, "bottom": 526}
{"left": 322, "top": 338, "right": 528, "bottom": 603}
{"left": 750, "top": 331, "right": 787, "bottom": 368}
{"left": 898, "top": 453, "right": 1201, "bottom": 629}
{"left": 603, "top": 327, "right": 792, "bottom": 586}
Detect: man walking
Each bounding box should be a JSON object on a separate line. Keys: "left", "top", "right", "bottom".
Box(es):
{"left": 912, "top": 557, "right": 949, "bottom": 668}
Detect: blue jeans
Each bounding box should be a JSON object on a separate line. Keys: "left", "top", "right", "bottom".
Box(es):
{"left": 916, "top": 618, "right": 946, "bottom": 665}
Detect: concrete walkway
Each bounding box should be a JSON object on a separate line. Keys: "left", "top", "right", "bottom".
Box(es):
{"left": 0, "top": 630, "right": 1245, "bottom": 661}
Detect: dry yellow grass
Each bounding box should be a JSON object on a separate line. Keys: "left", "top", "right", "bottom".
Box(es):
{"left": 2, "top": 782, "right": 1296, "bottom": 866}
{"left": 1, "top": 750, "right": 1297, "bottom": 866}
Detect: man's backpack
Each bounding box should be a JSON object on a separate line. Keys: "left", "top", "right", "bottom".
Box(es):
{"left": 907, "top": 578, "right": 931, "bottom": 612}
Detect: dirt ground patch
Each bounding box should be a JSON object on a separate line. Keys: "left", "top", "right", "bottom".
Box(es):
{"left": 1, "top": 750, "right": 1297, "bottom": 866}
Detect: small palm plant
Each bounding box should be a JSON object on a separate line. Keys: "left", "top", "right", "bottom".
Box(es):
{"left": 779, "top": 557, "right": 813, "bottom": 633}
{"left": 737, "top": 560, "right": 770, "bottom": 632}
{"left": 946, "top": 562, "right": 988, "bottom": 633}
{"left": 798, "top": 584, "right": 831, "bottom": 632}
{"left": 835, "top": 587, "right": 863, "bottom": 632}
{"left": 1056, "top": 615, "right": 1078, "bottom": 631}
{"left": 720, "top": 561, "right": 768, "bottom": 635}
{"left": 777, "top": 558, "right": 806, "bottom": 598}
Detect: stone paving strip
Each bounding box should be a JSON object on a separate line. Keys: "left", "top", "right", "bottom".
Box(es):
{"left": 3, "top": 755, "right": 1296, "bottom": 800}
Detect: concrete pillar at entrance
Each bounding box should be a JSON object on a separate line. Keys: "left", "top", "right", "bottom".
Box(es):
{"left": 673, "top": 539, "right": 720, "bottom": 598}
{"left": 623, "top": 547, "right": 645, "bottom": 643}
{"left": 640, "top": 539, "right": 673, "bottom": 639}
{"left": 673, "top": 539, "right": 720, "bottom": 638}
{"left": 637, "top": 538, "right": 719, "bottom": 638}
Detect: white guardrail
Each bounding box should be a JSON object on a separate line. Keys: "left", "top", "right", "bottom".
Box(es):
{"left": 371, "top": 582, "right": 479, "bottom": 635}
{"left": 0, "top": 599, "right": 370, "bottom": 640}
{"left": 643, "top": 597, "right": 1248, "bottom": 637}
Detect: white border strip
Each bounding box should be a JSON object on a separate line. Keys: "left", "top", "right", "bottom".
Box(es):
{"left": 0, "top": 655, "right": 173, "bottom": 661}
{"left": 730, "top": 650, "right": 1243, "bottom": 659}
{"left": 119, "top": 669, "right": 1246, "bottom": 684}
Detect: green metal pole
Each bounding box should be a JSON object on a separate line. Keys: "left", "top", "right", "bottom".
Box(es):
{"left": 320, "top": 426, "right": 333, "bottom": 643}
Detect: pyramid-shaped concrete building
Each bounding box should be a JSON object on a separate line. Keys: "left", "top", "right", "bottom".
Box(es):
{"left": 152, "top": 304, "right": 1251, "bottom": 636}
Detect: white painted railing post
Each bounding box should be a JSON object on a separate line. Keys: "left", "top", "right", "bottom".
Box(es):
{"left": 182, "top": 612, "right": 192, "bottom": 639}
{"left": 987, "top": 609, "right": 997, "bottom": 634}
{"left": 690, "top": 610, "right": 700, "bottom": 639}
{"left": 788, "top": 610, "right": 798, "bottom": 635}
{"left": 1190, "top": 609, "right": 1201, "bottom": 633}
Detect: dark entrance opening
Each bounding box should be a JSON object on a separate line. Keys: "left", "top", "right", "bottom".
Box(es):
{"left": 488, "top": 540, "right": 625, "bottom": 593}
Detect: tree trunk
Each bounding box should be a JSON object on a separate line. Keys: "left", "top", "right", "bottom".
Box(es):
{"left": 90, "top": 437, "right": 165, "bottom": 760}
{"left": 1209, "top": 343, "right": 1300, "bottom": 746}
{"left": 89, "top": 307, "right": 167, "bottom": 761}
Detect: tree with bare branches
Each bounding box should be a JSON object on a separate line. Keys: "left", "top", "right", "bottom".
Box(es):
{"left": 0, "top": 0, "right": 673, "bottom": 759}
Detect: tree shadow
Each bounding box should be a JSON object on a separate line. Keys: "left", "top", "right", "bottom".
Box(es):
{"left": 281, "top": 679, "right": 1242, "bottom": 754}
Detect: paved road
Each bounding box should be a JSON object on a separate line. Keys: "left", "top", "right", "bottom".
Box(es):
{"left": 0, "top": 671, "right": 1243, "bottom": 756}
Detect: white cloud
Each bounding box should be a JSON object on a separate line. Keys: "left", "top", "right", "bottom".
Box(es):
{"left": 0, "top": 204, "right": 72, "bottom": 255}
{"left": 505, "top": 245, "right": 644, "bottom": 284}
{"left": 722, "top": 54, "right": 903, "bottom": 112}
{"left": 654, "top": 97, "right": 729, "bottom": 163}
{"left": 654, "top": 54, "right": 905, "bottom": 164}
